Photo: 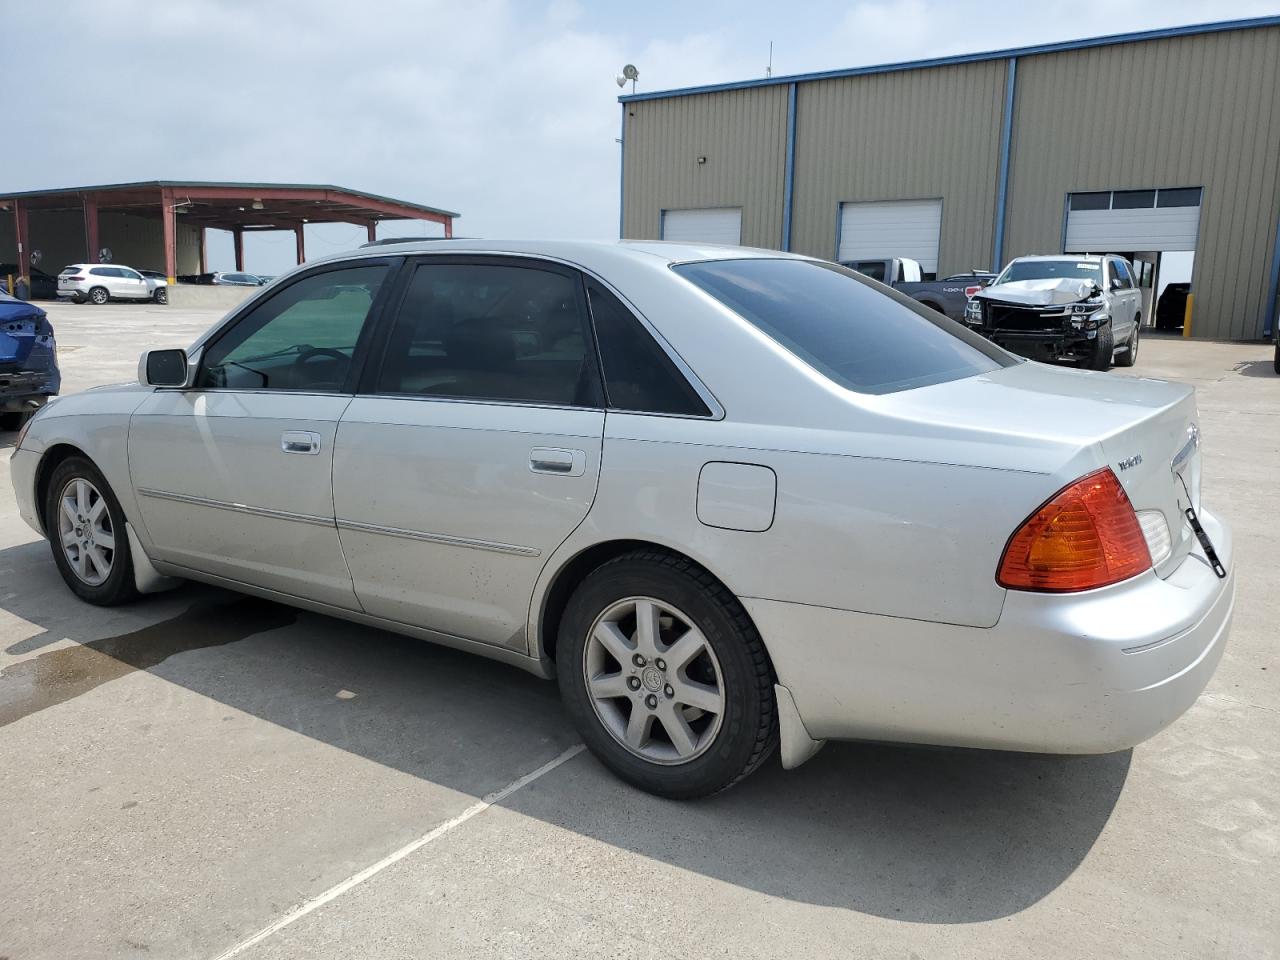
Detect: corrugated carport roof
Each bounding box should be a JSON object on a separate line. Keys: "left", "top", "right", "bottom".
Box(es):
{"left": 0, "top": 180, "right": 458, "bottom": 230}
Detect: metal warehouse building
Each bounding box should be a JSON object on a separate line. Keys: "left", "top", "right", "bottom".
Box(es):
{"left": 619, "top": 16, "right": 1280, "bottom": 341}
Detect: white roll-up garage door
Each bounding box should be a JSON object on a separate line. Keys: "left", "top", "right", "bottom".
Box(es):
{"left": 661, "top": 208, "right": 742, "bottom": 245}
{"left": 1065, "top": 188, "right": 1201, "bottom": 252}
{"left": 838, "top": 199, "right": 942, "bottom": 274}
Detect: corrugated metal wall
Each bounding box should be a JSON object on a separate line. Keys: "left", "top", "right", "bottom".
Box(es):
{"left": 1004, "top": 28, "right": 1280, "bottom": 340}
{"left": 620, "top": 23, "right": 1280, "bottom": 340}
{"left": 790, "top": 60, "right": 1006, "bottom": 274}
{"left": 621, "top": 85, "right": 789, "bottom": 247}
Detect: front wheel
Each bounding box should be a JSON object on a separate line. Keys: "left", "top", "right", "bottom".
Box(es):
{"left": 0, "top": 410, "right": 32, "bottom": 431}
{"left": 557, "top": 551, "right": 777, "bottom": 799}
{"left": 154, "top": 287, "right": 167, "bottom": 305}
{"left": 1083, "top": 323, "right": 1114, "bottom": 371}
{"left": 43, "top": 456, "right": 138, "bottom": 605}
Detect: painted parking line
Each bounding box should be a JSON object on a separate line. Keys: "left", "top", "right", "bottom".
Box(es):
{"left": 211, "top": 743, "right": 586, "bottom": 960}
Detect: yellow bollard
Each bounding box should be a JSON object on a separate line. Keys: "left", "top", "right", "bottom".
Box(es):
{"left": 1182, "top": 293, "right": 1194, "bottom": 338}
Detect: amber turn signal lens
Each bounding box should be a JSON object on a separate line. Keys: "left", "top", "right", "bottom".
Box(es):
{"left": 998, "top": 467, "right": 1152, "bottom": 592}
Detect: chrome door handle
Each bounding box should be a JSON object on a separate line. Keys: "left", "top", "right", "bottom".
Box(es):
{"left": 281, "top": 430, "right": 322, "bottom": 455}
{"left": 530, "top": 447, "right": 586, "bottom": 477}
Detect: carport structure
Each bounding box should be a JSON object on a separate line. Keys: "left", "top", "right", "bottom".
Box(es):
{"left": 1, "top": 180, "right": 458, "bottom": 286}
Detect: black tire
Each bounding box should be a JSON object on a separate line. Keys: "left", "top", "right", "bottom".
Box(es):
{"left": 1274, "top": 336, "right": 1279, "bottom": 376}
{"left": 0, "top": 410, "right": 32, "bottom": 431}
{"left": 1083, "top": 322, "right": 1114, "bottom": 371}
{"left": 1115, "top": 317, "right": 1139, "bottom": 368}
{"left": 88, "top": 286, "right": 109, "bottom": 305}
{"left": 557, "top": 550, "right": 778, "bottom": 799}
{"left": 154, "top": 287, "right": 167, "bottom": 305}
{"left": 43, "top": 456, "right": 138, "bottom": 605}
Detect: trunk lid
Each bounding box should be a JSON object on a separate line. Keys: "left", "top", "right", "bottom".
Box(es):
{"left": 881, "top": 360, "right": 1203, "bottom": 576}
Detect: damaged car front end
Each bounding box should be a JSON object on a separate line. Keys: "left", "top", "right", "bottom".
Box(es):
{"left": 964, "top": 276, "right": 1110, "bottom": 367}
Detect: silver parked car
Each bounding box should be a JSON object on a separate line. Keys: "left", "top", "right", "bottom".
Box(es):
{"left": 57, "top": 264, "right": 154, "bottom": 304}
{"left": 10, "top": 240, "right": 1234, "bottom": 798}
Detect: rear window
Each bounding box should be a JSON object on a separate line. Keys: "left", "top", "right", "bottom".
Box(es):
{"left": 58, "top": 266, "right": 80, "bottom": 276}
{"left": 672, "top": 258, "right": 1016, "bottom": 395}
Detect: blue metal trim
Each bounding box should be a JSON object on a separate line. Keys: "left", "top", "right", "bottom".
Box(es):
{"left": 833, "top": 202, "right": 844, "bottom": 262}
{"left": 992, "top": 58, "right": 1016, "bottom": 271}
{"left": 619, "top": 16, "right": 1280, "bottom": 103}
{"left": 1265, "top": 206, "right": 1280, "bottom": 338}
{"left": 659, "top": 208, "right": 666, "bottom": 240}
{"left": 618, "top": 103, "right": 626, "bottom": 239}
{"left": 781, "top": 83, "right": 797, "bottom": 251}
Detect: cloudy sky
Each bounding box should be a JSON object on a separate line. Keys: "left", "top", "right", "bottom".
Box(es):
{"left": 7, "top": 0, "right": 1276, "bottom": 272}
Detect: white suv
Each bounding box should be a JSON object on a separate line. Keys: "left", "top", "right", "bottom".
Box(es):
{"left": 58, "top": 265, "right": 153, "bottom": 305}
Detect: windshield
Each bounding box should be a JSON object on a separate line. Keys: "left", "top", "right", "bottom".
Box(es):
{"left": 672, "top": 258, "right": 1017, "bottom": 395}
{"left": 997, "top": 259, "right": 1102, "bottom": 284}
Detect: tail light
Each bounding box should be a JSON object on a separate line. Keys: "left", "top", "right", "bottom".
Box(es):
{"left": 963, "top": 285, "right": 982, "bottom": 298}
{"left": 997, "top": 467, "right": 1151, "bottom": 592}
{"left": 66, "top": 275, "right": 85, "bottom": 282}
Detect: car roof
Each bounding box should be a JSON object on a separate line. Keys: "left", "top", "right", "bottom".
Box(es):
{"left": 306, "top": 238, "right": 812, "bottom": 270}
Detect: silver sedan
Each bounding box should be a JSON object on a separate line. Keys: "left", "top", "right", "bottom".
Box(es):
{"left": 9, "top": 240, "right": 1234, "bottom": 797}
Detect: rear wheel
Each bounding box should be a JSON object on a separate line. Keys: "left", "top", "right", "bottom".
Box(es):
{"left": 88, "top": 286, "right": 109, "bottom": 305}
{"left": 1083, "top": 323, "right": 1114, "bottom": 371}
{"left": 557, "top": 551, "right": 777, "bottom": 798}
{"left": 43, "top": 456, "right": 138, "bottom": 605}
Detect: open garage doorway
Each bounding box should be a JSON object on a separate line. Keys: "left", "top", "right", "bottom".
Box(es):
{"left": 1064, "top": 187, "right": 1200, "bottom": 332}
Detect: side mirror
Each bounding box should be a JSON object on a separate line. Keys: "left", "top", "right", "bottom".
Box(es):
{"left": 1109, "top": 277, "right": 1123, "bottom": 291}
{"left": 140, "top": 348, "right": 189, "bottom": 387}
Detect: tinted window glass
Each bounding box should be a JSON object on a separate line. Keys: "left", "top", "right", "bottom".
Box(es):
{"left": 673, "top": 259, "right": 1015, "bottom": 395}
{"left": 1110, "top": 260, "right": 1134, "bottom": 288}
{"left": 199, "top": 264, "right": 387, "bottom": 391}
{"left": 587, "top": 281, "right": 710, "bottom": 416}
{"left": 375, "top": 261, "right": 598, "bottom": 407}
{"left": 1069, "top": 192, "right": 1110, "bottom": 211}
{"left": 1112, "top": 190, "right": 1156, "bottom": 209}
{"left": 1157, "top": 187, "right": 1201, "bottom": 208}
{"left": 90, "top": 267, "right": 113, "bottom": 277}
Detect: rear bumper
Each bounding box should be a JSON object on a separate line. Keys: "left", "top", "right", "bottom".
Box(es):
{"left": 746, "top": 507, "right": 1234, "bottom": 754}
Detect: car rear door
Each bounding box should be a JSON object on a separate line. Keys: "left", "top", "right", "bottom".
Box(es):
{"left": 128, "top": 259, "right": 396, "bottom": 607}
{"left": 331, "top": 255, "right": 605, "bottom": 651}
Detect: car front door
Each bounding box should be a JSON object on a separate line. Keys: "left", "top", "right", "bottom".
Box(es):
{"left": 118, "top": 267, "right": 148, "bottom": 299}
{"left": 1108, "top": 258, "right": 1138, "bottom": 339}
{"left": 331, "top": 256, "right": 605, "bottom": 652}
{"left": 128, "top": 259, "right": 395, "bottom": 608}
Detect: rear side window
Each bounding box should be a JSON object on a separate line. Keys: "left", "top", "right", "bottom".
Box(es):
{"left": 586, "top": 281, "right": 710, "bottom": 416}
{"left": 374, "top": 261, "right": 600, "bottom": 407}
{"left": 673, "top": 258, "right": 1016, "bottom": 395}
{"left": 90, "top": 267, "right": 113, "bottom": 276}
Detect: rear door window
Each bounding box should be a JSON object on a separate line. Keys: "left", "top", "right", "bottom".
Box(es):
{"left": 372, "top": 259, "right": 601, "bottom": 407}
{"left": 673, "top": 258, "right": 1016, "bottom": 395}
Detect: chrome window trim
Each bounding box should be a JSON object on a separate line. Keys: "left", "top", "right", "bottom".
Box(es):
{"left": 335, "top": 518, "right": 540, "bottom": 557}
{"left": 136, "top": 487, "right": 333, "bottom": 527}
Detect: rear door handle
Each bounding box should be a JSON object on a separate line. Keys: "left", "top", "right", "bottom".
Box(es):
{"left": 281, "top": 430, "right": 322, "bottom": 455}
{"left": 530, "top": 447, "right": 586, "bottom": 477}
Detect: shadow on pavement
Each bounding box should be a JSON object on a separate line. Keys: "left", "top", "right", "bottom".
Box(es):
{"left": 0, "top": 538, "right": 1128, "bottom": 924}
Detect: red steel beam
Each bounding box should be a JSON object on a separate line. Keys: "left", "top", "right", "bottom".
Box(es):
{"left": 161, "top": 188, "right": 178, "bottom": 283}
{"left": 367, "top": 222, "right": 376, "bottom": 243}
{"left": 200, "top": 227, "right": 207, "bottom": 273}
{"left": 294, "top": 223, "right": 305, "bottom": 265}
{"left": 83, "top": 195, "right": 100, "bottom": 263}
{"left": 233, "top": 227, "right": 245, "bottom": 271}
{"left": 13, "top": 199, "right": 30, "bottom": 288}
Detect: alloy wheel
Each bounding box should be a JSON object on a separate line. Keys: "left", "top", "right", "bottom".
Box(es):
{"left": 57, "top": 478, "right": 116, "bottom": 586}
{"left": 582, "top": 596, "right": 726, "bottom": 765}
